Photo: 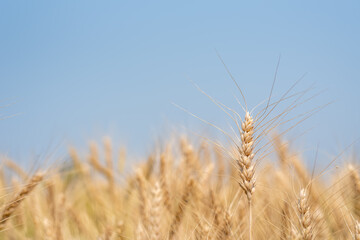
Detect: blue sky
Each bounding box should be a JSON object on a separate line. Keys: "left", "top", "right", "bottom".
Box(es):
{"left": 0, "top": 1, "right": 359, "bottom": 165}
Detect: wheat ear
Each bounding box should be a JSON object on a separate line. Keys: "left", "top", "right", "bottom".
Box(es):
{"left": 354, "top": 220, "right": 360, "bottom": 240}
{"left": 218, "top": 210, "right": 232, "bottom": 240}
{"left": 149, "top": 181, "right": 162, "bottom": 240}
{"left": 169, "top": 178, "right": 194, "bottom": 240}
{"left": 88, "top": 142, "right": 114, "bottom": 192}
{"left": 0, "top": 172, "right": 43, "bottom": 231}
{"left": 193, "top": 212, "right": 206, "bottom": 240}
{"left": 280, "top": 201, "right": 291, "bottom": 240}
{"left": 297, "top": 188, "right": 314, "bottom": 240}
{"left": 236, "top": 111, "right": 256, "bottom": 240}
{"left": 160, "top": 152, "right": 172, "bottom": 213}
{"left": 135, "top": 169, "right": 149, "bottom": 230}
{"left": 349, "top": 165, "right": 360, "bottom": 217}
{"left": 3, "top": 157, "right": 28, "bottom": 180}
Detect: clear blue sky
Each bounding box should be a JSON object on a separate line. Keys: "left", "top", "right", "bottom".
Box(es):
{"left": 0, "top": 1, "right": 359, "bottom": 165}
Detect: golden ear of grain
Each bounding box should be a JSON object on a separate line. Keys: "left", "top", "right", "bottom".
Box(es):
{"left": 68, "top": 147, "right": 83, "bottom": 172}
{"left": 2, "top": 157, "right": 28, "bottom": 180}
{"left": 103, "top": 136, "right": 113, "bottom": 171}
{"left": 160, "top": 152, "right": 172, "bottom": 214}
{"left": 217, "top": 210, "right": 232, "bottom": 240}
{"left": 348, "top": 165, "right": 360, "bottom": 217}
{"left": 297, "top": 189, "right": 314, "bottom": 240}
{"left": 273, "top": 133, "right": 290, "bottom": 168}
{"left": 280, "top": 201, "right": 291, "bottom": 240}
{"left": 117, "top": 147, "right": 126, "bottom": 174}
{"left": 355, "top": 220, "right": 360, "bottom": 240}
{"left": 236, "top": 111, "right": 256, "bottom": 240}
{"left": 114, "top": 220, "right": 124, "bottom": 239}
{"left": 135, "top": 221, "right": 147, "bottom": 240}
{"left": 313, "top": 209, "right": 329, "bottom": 239}
{"left": 168, "top": 178, "right": 194, "bottom": 240}
{"left": 237, "top": 112, "right": 256, "bottom": 202}
{"left": 135, "top": 169, "right": 149, "bottom": 231}
{"left": 193, "top": 212, "right": 207, "bottom": 240}
{"left": 149, "top": 181, "right": 162, "bottom": 240}
{"left": 214, "top": 145, "right": 225, "bottom": 190}
{"left": 88, "top": 141, "right": 114, "bottom": 191}
{"left": 0, "top": 172, "right": 43, "bottom": 231}
{"left": 209, "top": 189, "right": 222, "bottom": 228}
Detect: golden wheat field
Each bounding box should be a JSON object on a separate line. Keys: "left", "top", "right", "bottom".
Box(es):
{"left": 0, "top": 85, "right": 359, "bottom": 240}
{"left": 2, "top": 0, "right": 360, "bottom": 239}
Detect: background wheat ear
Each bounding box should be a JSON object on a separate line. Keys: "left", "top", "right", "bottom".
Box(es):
{"left": 348, "top": 164, "right": 360, "bottom": 217}
{"left": 168, "top": 178, "right": 194, "bottom": 240}
{"left": 0, "top": 172, "right": 43, "bottom": 231}
{"left": 297, "top": 188, "right": 314, "bottom": 240}
{"left": 354, "top": 220, "right": 360, "bottom": 240}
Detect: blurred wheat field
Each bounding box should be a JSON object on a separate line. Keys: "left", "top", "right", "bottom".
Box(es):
{"left": 0, "top": 90, "right": 359, "bottom": 240}
{"left": 0, "top": 135, "right": 358, "bottom": 239}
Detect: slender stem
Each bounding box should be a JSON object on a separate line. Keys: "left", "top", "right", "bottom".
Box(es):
{"left": 249, "top": 199, "right": 252, "bottom": 240}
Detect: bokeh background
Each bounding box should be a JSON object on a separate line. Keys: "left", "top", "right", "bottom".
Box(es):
{"left": 0, "top": 1, "right": 359, "bottom": 166}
